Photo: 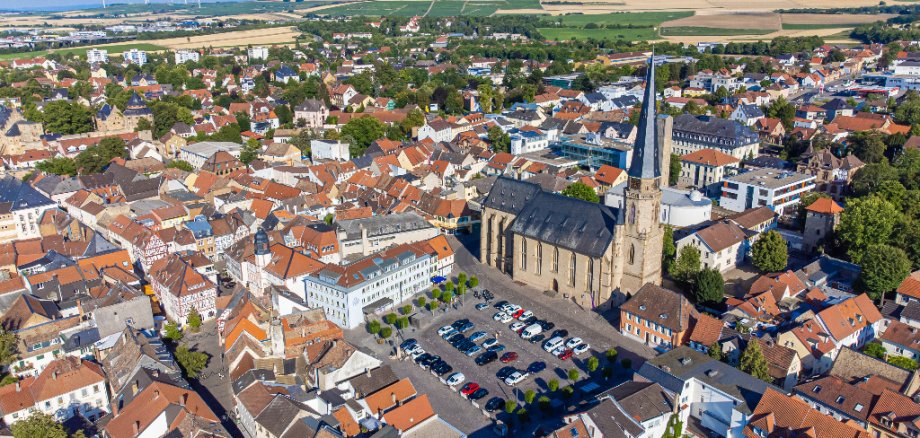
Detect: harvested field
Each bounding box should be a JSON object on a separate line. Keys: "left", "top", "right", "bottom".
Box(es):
{"left": 147, "top": 27, "right": 303, "bottom": 49}
{"left": 660, "top": 26, "right": 774, "bottom": 36}
{"left": 538, "top": 26, "right": 658, "bottom": 41}
{"left": 779, "top": 12, "right": 897, "bottom": 25}
{"left": 659, "top": 26, "right": 862, "bottom": 44}
{"left": 660, "top": 11, "right": 781, "bottom": 30}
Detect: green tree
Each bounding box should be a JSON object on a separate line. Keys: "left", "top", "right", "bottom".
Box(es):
{"left": 367, "top": 320, "right": 381, "bottom": 335}
{"left": 548, "top": 378, "right": 559, "bottom": 392}
{"left": 860, "top": 244, "right": 911, "bottom": 302}
{"left": 568, "top": 368, "right": 580, "bottom": 382}
{"left": 487, "top": 125, "right": 510, "bottom": 153}
{"left": 694, "top": 268, "right": 725, "bottom": 305}
{"left": 587, "top": 356, "right": 599, "bottom": 372}
{"left": 240, "top": 139, "right": 261, "bottom": 164}
{"left": 75, "top": 136, "right": 127, "bottom": 174}
{"left": 863, "top": 341, "right": 887, "bottom": 359}
{"left": 668, "top": 153, "right": 681, "bottom": 186}
{"left": 167, "top": 160, "right": 194, "bottom": 172}
{"left": 186, "top": 307, "right": 202, "bottom": 332}
{"left": 384, "top": 313, "right": 398, "bottom": 325}
{"left": 396, "top": 317, "right": 409, "bottom": 329}
{"left": 606, "top": 348, "right": 618, "bottom": 363}
{"left": 739, "top": 340, "right": 771, "bottom": 382}
{"left": 135, "top": 117, "right": 153, "bottom": 132}
{"left": 341, "top": 116, "right": 386, "bottom": 156}
{"left": 380, "top": 327, "right": 393, "bottom": 339}
{"left": 458, "top": 272, "right": 468, "bottom": 287}
{"left": 751, "top": 230, "right": 788, "bottom": 273}
{"left": 849, "top": 131, "right": 888, "bottom": 164}
{"left": 505, "top": 400, "right": 517, "bottom": 414}
{"left": 175, "top": 344, "right": 209, "bottom": 379}
{"left": 538, "top": 395, "right": 552, "bottom": 412}
{"left": 709, "top": 342, "right": 723, "bottom": 361}
{"left": 428, "top": 301, "right": 439, "bottom": 311}
{"left": 209, "top": 124, "right": 242, "bottom": 143}
{"left": 469, "top": 276, "right": 479, "bottom": 289}
{"left": 662, "top": 225, "right": 676, "bottom": 272}
{"left": 11, "top": 413, "right": 68, "bottom": 438}
{"left": 441, "top": 291, "right": 453, "bottom": 303}
{"left": 163, "top": 322, "right": 183, "bottom": 343}
{"left": 445, "top": 89, "right": 464, "bottom": 114}
{"left": 417, "top": 297, "right": 427, "bottom": 307}
{"left": 401, "top": 304, "right": 413, "bottom": 315}
{"left": 837, "top": 196, "right": 903, "bottom": 263}
{"left": 661, "top": 414, "right": 684, "bottom": 438}
{"left": 0, "top": 328, "right": 17, "bottom": 367}
{"left": 524, "top": 389, "right": 536, "bottom": 404}
{"left": 889, "top": 355, "right": 919, "bottom": 370}
{"left": 151, "top": 101, "right": 194, "bottom": 137}
{"left": 36, "top": 157, "right": 77, "bottom": 176}
{"left": 766, "top": 96, "right": 795, "bottom": 129}
{"left": 41, "top": 100, "right": 94, "bottom": 135}
{"left": 669, "top": 245, "right": 701, "bottom": 284}
{"left": 561, "top": 181, "right": 600, "bottom": 203}
{"left": 851, "top": 162, "right": 900, "bottom": 197}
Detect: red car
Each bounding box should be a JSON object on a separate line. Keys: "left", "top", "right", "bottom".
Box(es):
{"left": 500, "top": 352, "right": 519, "bottom": 363}
{"left": 511, "top": 309, "right": 525, "bottom": 318}
{"left": 460, "top": 382, "right": 480, "bottom": 397}
{"left": 558, "top": 349, "right": 574, "bottom": 361}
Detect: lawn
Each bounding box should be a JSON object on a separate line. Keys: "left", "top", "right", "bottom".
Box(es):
{"left": 538, "top": 26, "right": 658, "bottom": 41}
{"left": 556, "top": 11, "right": 693, "bottom": 27}
{"left": 659, "top": 26, "right": 774, "bottom": 36}
{"left": 0, "top": 43, "right": 166, "bottom": 60}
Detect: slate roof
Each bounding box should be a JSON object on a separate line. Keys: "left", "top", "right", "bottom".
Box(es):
{"left": 629, "top": 56, "right": 660, "bottom": 180}
{"left": 672, "top": 114, "right": 760, "bottom": 149}
{"left": 481, "top": 176, "right": 542, "bottom": 216}
{"left": 0, "top": 176, "right": 55, "bottom": 212}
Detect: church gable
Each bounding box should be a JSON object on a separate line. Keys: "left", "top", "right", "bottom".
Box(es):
{"left": 509, "top": 191, "right": 619, "bottom": 258}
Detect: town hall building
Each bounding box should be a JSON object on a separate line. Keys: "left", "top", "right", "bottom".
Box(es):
{"left": 480, "top": 58, "right": 669, "bottom": 309}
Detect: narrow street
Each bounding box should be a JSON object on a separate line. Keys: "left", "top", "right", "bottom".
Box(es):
{"left": 184, "top": 320, "right": 244, "bottom": 438}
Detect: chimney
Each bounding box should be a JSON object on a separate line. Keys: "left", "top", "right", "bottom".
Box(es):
{"left": 180, "top": 392, "right": 188, "bottom": 406}
{"left": 391, "top": 392, "right": 397, "bottom": 405}
{"left": 366, "top": 367, "right": 372, "bottom": 378}
{"left": 153, "top": 389, "right": 159, "bottom": 399}
{"left": 52, "top": 371, "right": 57, "bottom": 380}
{"left": 132, "top": 380, "right": 139, "bottom": 395}
{"left": 133, "top": 420, "right": 140, "bottom": 435}
{"left": 15, "top": 381, "right": 20, "bottom": 392}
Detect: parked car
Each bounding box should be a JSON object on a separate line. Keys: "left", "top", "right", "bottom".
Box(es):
{"left": 475, "top": 303, "right": 489, "bottom": 311}
{"left": 506, "top": 304, "right": 522, "bottom": 314}
{"left": 566, "top": 337, "right": 584, "bottom": 349}
{"left": 509, "top": 322, "right": 526, "bottom": 332}
{"left": 540, "top": 321, "right": 556, "bottom": 331}
{"left": 558, "top": 349, "right": 574, "bottom": 361}
{"left": 442, "top": 330, "right": 459, "bottom": 340}
{"left": 470, "top": 388, "right": 489, "bottom": 401}
{"left": 552, "top": 329, "right": 569, "bottom": 339}
{"left": 543, "top": 337, "right": 565, "bottom": 352}
{"left": 573, "top": 343, "right": 590, "bottom": 355}
{"left": 504, "top": 371, "right": 529, "bottom": 386}
{"left": 433, "top": 362, "right": 453, "bottom": 376}
{"left": 400, "top": 339, "right": 418, "bottom": 350}
{"left": 528, "top": 361, "right": 546, "bottom": 373}
{"left": 437, "top": 326, "right": 453, "bottom": 336}
{"left": 457, "top": 322, "right": 475, "bottom": 333}
{"left": 521, "top": 323, "right": 543, "bottom": 340}
{"left": 415, "top": 353, "right": 432, "bottom": 365}
{"left": 518, "top": 310, "right": 534, "bottom": 320}
{"left": 551, "top": 345, "right": 567, "bottom": 356}
{"left": 465, "top": 345, "right": 482, "bottom": 356}
{"left": 511, "top": 309, "right": 525, "bottom": 319}
{"left": 476, "top": 351, "right": 498, "bottom": 366}
{"left": 499, "top": 313, "right": 514, "bottom": 324}
{"left": 487, "top": 344, "right": 506, "bottom": 353}
{"left": 493, "top": 300, "right": 508, "bottom": 309}
{"left": 497, "top": 366, "right": 517, "bottom": 380}
{"left": 445, "top": 372, "right": 465, "bottom": 386}
{"left": 529, "top": 334, "right": 546, "bottom": 344}
{"left": 404, "top": 344, "right": 421, "bottom": 355}
{"left": 468, "top": 331, "right": 487, "bottom": 343}
{"left": 484, "top": 397, "right": 505, "bottom": 412}
{"left": 410, "top": 348, "right": 426, "bottom": 360}
{"left": 500, "top": 352, "right": 518, "bottom": 363}
{"left": 482, "top": 338, "right": 499, "bottom": 349}
{"left": 460, "top": 382, "right": 480, "bottom": 397}
{"left": 451, "top": 319, "right": 470, "bottom": 329}
{"left": 493, "top": 312, "right": 507, "bottom": 321}
{"left": 447, "top": 333, "right": 463, "bottom": 343}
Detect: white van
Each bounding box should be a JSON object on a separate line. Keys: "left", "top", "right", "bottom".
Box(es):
{"left": 543, "top": 336, "right": 564, "bottom": 352}
{"left": 521, "top": 324, "right": 543, "bottom": 340}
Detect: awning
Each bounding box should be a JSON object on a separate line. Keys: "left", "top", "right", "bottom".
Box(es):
{"left": 362, "top": 297, "right": 394, "bottom": 314}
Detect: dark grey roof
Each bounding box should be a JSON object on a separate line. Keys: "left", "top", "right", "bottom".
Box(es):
{"left": 638, "top": 346, "right": 776, "bottom": 414}
{"left": 233, "top": 368, "right": 276, "bottom": 394}
{"left": 509, "top": 190, "right": 619, "bottom": 258}
{"left": 348, "top": 365, "right": 399, "bottom": 397}
{"left": 628, "top": 57, "right": 661, "bottom": 180}
{"left": 0, "top": 176, "right": 55, "bottom": 212}
{"left": 903, "top": 301, "right": 920, "bottom": 323}
{"left": 612, "top": 95, "right": 640, "bottom": 109}
{"left": 821, "top": 98, "right": 853, "bottom": 112}
{"left": 672, "top": 114, "right": 759, "bottom": 149}
{"left": 120, "top": 177, "right": 161, "bottom": 201}
{"left": 255, "top": 396, "right": 313, "bottom": 437}
{"left": 481, "top": 176, "right": 542, "bottom": 216}
{"left": 603, "top": 381, "right": 674, "bottom": 422}
{"left": 295, "top": 98, "right": 325, "bottom": 112}
{"left": 585, "top": 398, "right": 644, "bottom": 436}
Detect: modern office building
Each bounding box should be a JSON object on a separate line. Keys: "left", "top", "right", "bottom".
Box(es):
{"left": 719, "top": 168, "right": 816, "bottom": 215}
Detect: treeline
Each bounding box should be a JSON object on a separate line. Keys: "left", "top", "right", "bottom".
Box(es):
{"left": 778, "top": 4, "right": 920, "bottom": 14}
{"left": 423, "top": 16, "right": 543, "bottom": 39}
{"left": 851, "top": 22, "right": 920, "bottom": 44}
{"left": 704, "top": 36, "right": 825, "bottom": 56}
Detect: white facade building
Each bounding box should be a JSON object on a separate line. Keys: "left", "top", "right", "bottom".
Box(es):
{"left": 719, "top": 168, "right": 816, "bottom": 215}
{"left": 178, "top": 141, "right": 242, "bottom": 169}
{"left": 0, "top": 357, "right": 108, "bottom": 426}
{"left": 248, "top": 46, "right": 269, "bottom": 61}
{"left": 509, "top": 128, "right": 550, "bottom": 155}
{"left": 122, "top": 49, "right": 147, "bottom": 66}
{"left": 174, "top": 50, "right": 200, "bottom": 64}
{"left": 310, "top": 139, "right": 351, "bottom": 161}
{"left": 86, "top": 48, "right": 109, "bottom": 64}
{"left": 605, "top": 184, "right": 711, "bottom": 229}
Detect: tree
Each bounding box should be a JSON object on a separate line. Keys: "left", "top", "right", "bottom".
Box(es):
{"left": 428, "top": 301, "right": 439, "bottom": 311}
{"left": 396, "top": 317, "right": 409, "bottom": 329}
{"left": 458, "top": 272, "right": 468, "bottom": 287}
{"left": 41, "top": 100, "right": 94, "bottom": 135}
{"left": 151, "top": 101, "right": 193, "bottom": 137}
{"left": 167, "top": 160, "right": 194, "bottom": 172}
{"left": 568, "top": 368, "right": 580, "bottom": 382}
{"left": 367, "top": 320, "right": 381, "bottom": 335}
{"left": 851, "top": 162, "right": 900, "bottom": 197}
{"left": 889, "top": 355, "right": 919, "bottom": 371}
{"left": 694, "top": 268, "right": 725, "bottom": 305}
{"left": 505, "top": 400, "right": 517, "bottom": 414}
{"left": 668, "top": 153, "right": 681, "bottom": 186}
{"left": 669, "top": 245, "right": 701, "bottom": 284}
{"left": 708, "top": 342, "right": 723, "bottom": 361}
{"left": 837, "top": 196, "right": 902, "bottom": 263}
{"left": 487, "top": 125, "right": 510, "bottom": 153}
{"left": 863, "top": 341, "right": 887, "bottom": 359}
{"left": 186, "top": 307, "right": 202, "bottom": 332}
{"left": 661, "top": 414, "right": 684, "bottom": 438}
{"left": 766, "top": 96, "right": 795, "bottom": 129}
{"left": 384, "top": 313, "right": 398, "bottom": 325}
{"left": 341, "top": 116, "right": 386, "bottom": 156}
{"left": 469, "top": 276, "right": 479, "bottom": 289}
{"left": 548, "top": 378, "right": 559, "bottom": 392}
{"left": 562, "top": 385, "right": 575, "bottom": 399}
{"left": 850, "top": 131, "right": 888, "bottom": 164}
{"left": 75, "top": 136, "right": 127, "bottom": 174}
{"left": 431, "top": 289, "right": 442, "bottom": 301}
{"left": 524, "top": 389, "right": 536, "bottom": 404}
{"left": 380, "top": 327, "right": 393, "bottom": 339}
{"left": 445, "top": 89, "right": 464, "bottom": 114}
{"left": 175, "top": 344, "right": 209, "bottom": 379}
{"left": 561, "top": 182, "right": 600, "bottom": 203}
{"left": 324, "top": 213, "right": 334, "bottom": 225}
{"left": 135, "top": 117, "right": 153, "bottom": 132}
{"left": 739, "top": 340, "right": 771, "bottom": 382}
{"left": 417, "top": 297, "right": 427, "bottom": 307}
{"left": 751, "top": 230, "right": 788, "bottom": 273}
{"left": 605, "top": 348, "right": 618, "bottom": 363}
{"left": 36, "top": 156, "right": 77, "bottom": 176}
{"left": 538, "top": 395, "right": 552, "bottom": 412}
{"left": 587, "top": 356, "right": 599, "bottom": 372}
{"left": 163, "top": 322, "right": 183, "bottom": 343}
{"left": 240, "top": 139, "right": 261, "bottom": 164}
{"left": 441, "top": 291, "right": 453, "bottom": 303}
{"left": 662, "top": 225, "right": 676, "bottom": 272}
{"left": 860, "top": 244, "right": 911, "bottom": 301}
{"left": 11, "top": 413, "right": 68, "bottom": 438}
{"left": 401, "top": 305, "right": 413, "bottom": 315}
{"left": 0, "top": 328, "right": 16, "bottom": 367}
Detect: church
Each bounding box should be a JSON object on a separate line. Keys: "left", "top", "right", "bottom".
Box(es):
{"left": 479, "top": 58, "right": 670, "bottom": 309}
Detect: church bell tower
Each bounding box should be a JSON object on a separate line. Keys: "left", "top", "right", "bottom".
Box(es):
{"left": 621, "top": 55, "right": 668, "bottom": 295}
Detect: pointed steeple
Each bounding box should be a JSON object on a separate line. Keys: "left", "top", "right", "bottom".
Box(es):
{"left": 628, "top": 55, "right": 660, "bottom": 180}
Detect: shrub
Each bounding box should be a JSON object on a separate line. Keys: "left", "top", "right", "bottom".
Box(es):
{"left": 441, "top": 291, "right": 453, "bottom": 303}
{"left": 562, "top": 386, "right": 575, "bottom": 399}
{"left": 587, "top": 356, "right": 599, "bottom": 372}
{"left": 568, "top": 368, "right": 580, "bottom": 381}
{"left": 428, "top": 301, "right": 439, "bottom": 311}
{"left": 417, "top": 297, "right": 427, "bottom": 307}
{"left": 397, "top": 317, "right": 409, "bottom": 329}
{"left": 431, "top": 289, "right": 442, "bottom": 301}
{"left": 524, "top": 389, "right": 536, "bottom": 404}
{"left": 469, "top": 276, "right": 479, "bottom": 288}
{"left": 538, "top": 395, "right": 551, "bottom": 412}
{"left": 505, "top": 400, "right": 517, "bottom": 414}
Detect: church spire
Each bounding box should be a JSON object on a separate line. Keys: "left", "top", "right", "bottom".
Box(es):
{"left": 627, "top": 54, "right": 660, "bottom": 180}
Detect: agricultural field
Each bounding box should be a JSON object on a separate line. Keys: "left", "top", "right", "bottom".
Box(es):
{"left": 537, "top": 26, "right": 658, "bottom": 41}
{"left": 659, "top": 27, "right": 774, "bottom": 36}
{"left": 145, "top": 26, "right": 303, "bottom": 49}
{"left": 553, "top": 11, "right": 692, "bottom": 27}
{"left": 0, "top": 43, "right": 166, "bottom": 60}
{"left": 317, "top": 0, "right": 540, "bottom": 16}
{"left": 318, "top": 1, "right": 433, "bottom": 16}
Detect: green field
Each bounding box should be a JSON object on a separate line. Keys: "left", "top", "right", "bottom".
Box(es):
{"left": 781, "top": 23, "right": 863, "bottom": 30}
{"left": 556, "top": 11, "right": 692, "bottom": 27}
{"left": 59, "top": 1, "right": 335, "bottom": 17}
{"left": 659, "top": 26, "right": 774, "bottom": 36}
{"left": 319, "top": 0, "right": 540, "bottom": 16}
{"left": 0, "top": 43, "right": 166, "bottom": 61}
{"left": 319, "top": 1, "right": 433, "bottom": 16}
{"left": 538, "top": 26, "right": 658, "bottom": 41}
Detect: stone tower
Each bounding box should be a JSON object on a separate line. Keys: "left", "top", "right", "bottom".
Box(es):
{"left": 803, "top": 197, "right": 843, "bottom": 254}
{"left": 620, "top": 57, "right": 667, "bottom": 295}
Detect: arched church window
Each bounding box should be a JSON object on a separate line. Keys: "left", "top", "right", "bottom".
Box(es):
{"left": 552, "top": 247, "right": 559, "bottom": 273}
{"left": 569, "top": 253, "right": 576, "bottom": 287}
{"left": 536, "top": 243, "right": 542, "bottom": 275}
{"left": 520, "top": 239, "right": 527, "bottom": 271}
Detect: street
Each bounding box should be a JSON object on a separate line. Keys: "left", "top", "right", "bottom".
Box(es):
{"left": 185, "top": 320, "right": 244, "bottom": 438}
